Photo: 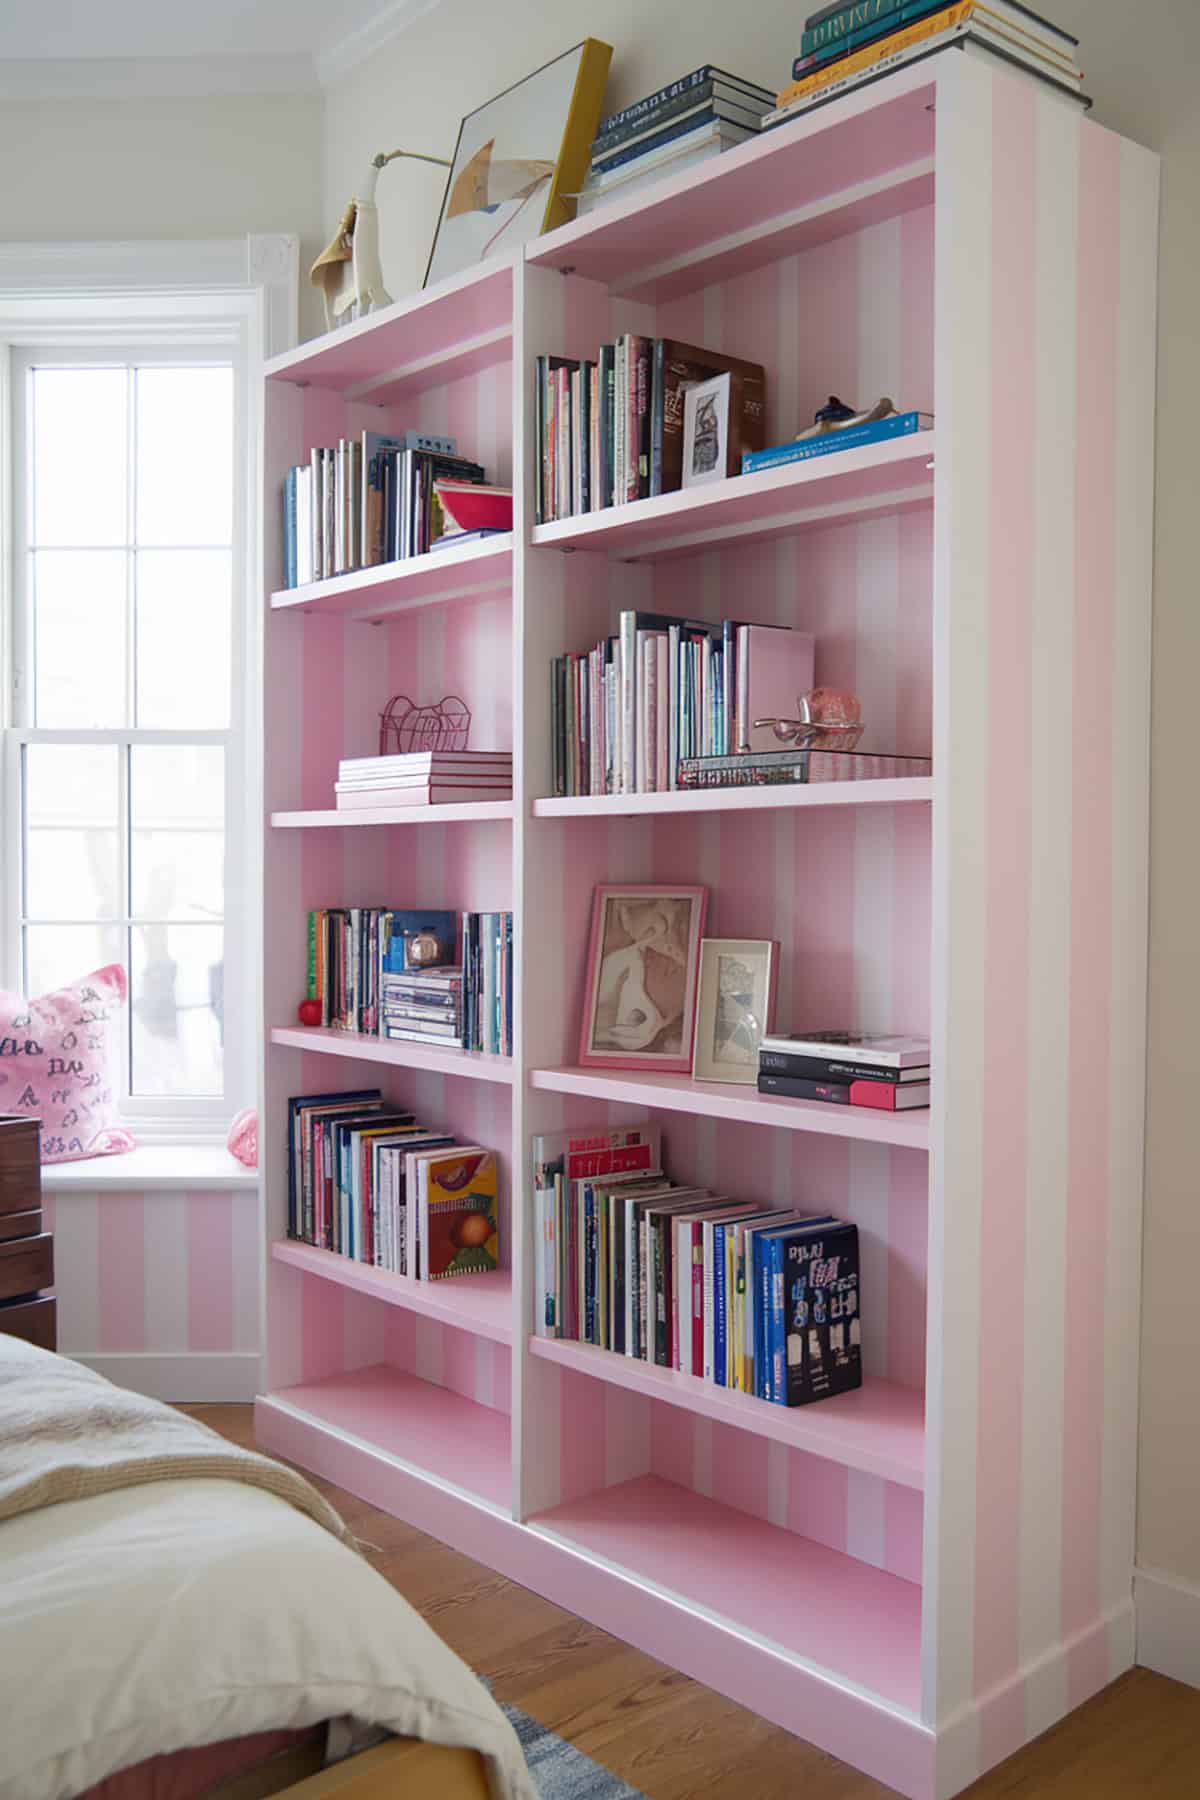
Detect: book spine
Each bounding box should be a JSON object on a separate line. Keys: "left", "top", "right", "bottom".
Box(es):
{"left": 757, "top": 1072, "right": 852, "bottom": 1103}
{"left": 758, "top": 1051, "right": 916, "bottom": 1082}
{"left": 593, "top": 80, "right": 719, "bottom": 154}
{"left": 594, "top": 110, "right": 741, "bottom": 178}
{"left": 769, "top": 1238, "right": 787, "bottom": 1404}
{"left": 713, "top": 1224, "right": 727, "bottom": 1387}
{"left": 742, "top": 411, "right": 923, "bottom": 472}
{"left": 634, "top": 337, "right": 651, "bottom": 498}
{"left": 798, "top": 0, "right": 907, "bottom": 63}
{"left": 798, "top": 0, "right": 947, "bottom": 71}
{"left": 595, "top": 66, "right": 715, "bottom": 137}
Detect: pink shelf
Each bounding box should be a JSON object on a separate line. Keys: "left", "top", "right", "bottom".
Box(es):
{"left": 530, "top": 436, "right": 933, "bottom": 563}
{"left": 272, "top": 801, "right": 513, "bottom": 828}
{"left": 270, "top": 534, "right": 512, "bottom": 620}
{"left": 273, "top": 1241, "right": 513, "bottom": 1345}
{"left": 267, "top": 1364, "right": 511, "bottom": 1512}
{"left": 529, "top": 72, "right": 935, "bottom": 303}
{"left": 529, "top": 1066, "right": 930, "bottom": 1149}
{"left": 264, "top": 257, "right": 515, "bottom": 401}
{"left": 270, "top": 1025, "right": 513, "bottom": 1085}
{"left": 532, "top": 778, "right": 932, "bottom": 819}
{"left": 530, "top": 1473, "right": 921, "bottom": 1711}
{"left": 528, "top": 1340, "right": 923, "bottom": 1489}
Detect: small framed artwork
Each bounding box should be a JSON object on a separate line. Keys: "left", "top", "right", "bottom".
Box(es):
{"left": 579, "top": 884, "right": 709, "bottom": 1072}
{"left": 425, "top": 38, "right": 613, "bottom": 288}
{"left": 692, "top": 939, "right": 778, "bottom": 1084}
{"left": 681, "top": 372, "right": 731, "bottom": 489}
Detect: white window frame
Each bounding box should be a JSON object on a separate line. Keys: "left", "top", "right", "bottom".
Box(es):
{"left": 0, "top": 238, "right": 297, "bottom": 1143}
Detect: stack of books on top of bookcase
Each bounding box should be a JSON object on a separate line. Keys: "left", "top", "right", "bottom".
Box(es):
{"left": 577, "top": 66, "right": 775, "bottom": 215}
{"left": 757, "top": 1033, "right": 931, "bottom": 1111}
{"left": 532, "top": 1118, "right": 860, "bottom": 1408}
{"left": 336, "top": 752, "right": 513, "bottom": 809}
{"left": 766, "top": 0, "right": 1086, "bottom": 126}
{"left": 287, "top": 1087, "right": 500, "bottom": 1280}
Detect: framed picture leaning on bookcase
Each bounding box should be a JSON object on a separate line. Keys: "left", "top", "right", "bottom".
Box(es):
{"left": 256, "top": 53, "right": 1158, "bottom": 1800}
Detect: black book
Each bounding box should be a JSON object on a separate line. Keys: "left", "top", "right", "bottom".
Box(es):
{"left": 783, "top": 1221, "right": 861, "bottom": 1406}
{"left": 758, "top": 1049, "right": 930, "bottom": 1085}
{"left": 758, "top": 1072, "right": 850, "bottom": 1104}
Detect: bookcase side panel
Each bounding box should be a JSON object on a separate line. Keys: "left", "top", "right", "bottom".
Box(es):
{"left": 924, "top": 60, "right": 1158, "bottom": 1794}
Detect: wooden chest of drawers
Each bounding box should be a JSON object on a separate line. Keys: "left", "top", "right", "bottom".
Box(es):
{"left": 0, "top": 1117, "right": 55, "bottom": 1350}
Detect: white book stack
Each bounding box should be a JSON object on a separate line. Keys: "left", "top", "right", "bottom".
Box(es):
{"left": 335, "top": 751, "right": 513, "bottom": 809}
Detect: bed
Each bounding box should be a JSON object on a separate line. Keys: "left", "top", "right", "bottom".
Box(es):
{"left": 0, "top": 1337, "right": 534, "bottom": 1800}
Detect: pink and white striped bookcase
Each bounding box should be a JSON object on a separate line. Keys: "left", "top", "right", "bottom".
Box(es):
{"left": 254, "top": 55, "right": 1158, "bottom": 1800}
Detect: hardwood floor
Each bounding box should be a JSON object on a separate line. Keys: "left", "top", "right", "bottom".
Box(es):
{"left": 187, "top": 1404, "right": 1200, "bottom": 1799}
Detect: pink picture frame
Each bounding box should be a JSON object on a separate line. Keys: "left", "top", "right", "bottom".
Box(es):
{"left": 578, "top": 884, "right": 709, "bottom": 1073}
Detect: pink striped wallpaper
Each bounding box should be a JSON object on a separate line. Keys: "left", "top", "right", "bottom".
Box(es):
{"left": 43, "top": 1189, "right": 259, "bottom": 1361}
{"left": 927, "top": 62, "right": 1158, "bottom": 1794}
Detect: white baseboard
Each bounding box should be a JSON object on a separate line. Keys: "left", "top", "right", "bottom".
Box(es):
{"left": 73, "top": 1352, "right": 261, "bottom": 1404}
{"left": 1135, "top": 1566, "right": 1200, "bottom": 1690}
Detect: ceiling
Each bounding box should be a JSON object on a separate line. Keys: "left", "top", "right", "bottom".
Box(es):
{"left": 0, "top": 0, "right": 442, "bottom": 93}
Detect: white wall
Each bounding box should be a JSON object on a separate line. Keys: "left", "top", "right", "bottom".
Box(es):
{"left": 0, "top": 91, "right": 327, "bottom": 336}
{"left": 320, "top": 0, "right": 1200, "bottom": 1620}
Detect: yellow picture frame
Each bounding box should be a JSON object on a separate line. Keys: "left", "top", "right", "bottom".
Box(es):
{"left": 424, "top": 38, "right": 613, "bottom": 287}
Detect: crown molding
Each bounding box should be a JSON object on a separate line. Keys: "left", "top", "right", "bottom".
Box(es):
{"left": 314, "top": 0, "right": 445, "bottom": 87}
{"left": 0, "top": 53, "right": 320, "bottom": 101}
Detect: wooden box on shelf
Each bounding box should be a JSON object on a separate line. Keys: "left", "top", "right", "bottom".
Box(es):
{"left": 0, "top": 1117, "right": 55, "bottom": 1351}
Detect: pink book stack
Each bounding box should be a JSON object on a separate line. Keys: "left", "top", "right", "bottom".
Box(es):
{"left": 335, "top": 752, "right": 513, "bottom": 809}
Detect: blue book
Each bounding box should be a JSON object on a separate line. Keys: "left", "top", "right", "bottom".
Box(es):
{"left": 742, "top": 411, "right": 933, "bottom": 475}
{"left": 283, "top": 466, "right": 298, "bottom": 590}
{"left": 751, "top": 1217, "right": 836, "bottom": 1400}
{"left": 592, "top": 110, "right": 755, "bottom": 178}
{"left": 596, "top": 67, "right": 772, "bottom": 139}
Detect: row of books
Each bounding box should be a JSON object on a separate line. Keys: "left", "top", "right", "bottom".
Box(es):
{"left": 286, "top": 1086, "right": 500, "bottom": 1279}
{"left": 758, "top": 1032, "right": 931, "bottom": 1111}
{"left": 678, "top": 748, "right": 933, "bottom": 789}
{"left": 576, "top": 66, "right": 775, "bottom": 216}
{"left": 534, "top": 338, "right": 764, "bottom": 521}
{"left": 532, "top": 1120, "right": 861, "bottom": 1408}
{"left": 768, "top": 0, "right": 1085, "bottom": 127}
{"left": 551, "top": 612, "right": 813, "bottom": 797}
{"left": 305, "top": 907, "right": 514, "bottom": 1055}
{"left": 335, "top": 751, "right": 513, "bottom": 811}
{"left": 281, "top": 429, "right": 488, "bottom": 587}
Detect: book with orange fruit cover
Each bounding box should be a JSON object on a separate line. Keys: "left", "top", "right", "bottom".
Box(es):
{"left": 418, "top": 1147, "right": 500, "bottom": 1280}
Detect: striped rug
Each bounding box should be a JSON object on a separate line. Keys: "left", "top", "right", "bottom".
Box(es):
{"left": 502, "top": 1702, "right": 646, "bottom": 1799}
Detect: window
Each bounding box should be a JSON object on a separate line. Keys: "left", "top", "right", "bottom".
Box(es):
{"left": 5, "top": 349, "right": 247, "bottom": 1134}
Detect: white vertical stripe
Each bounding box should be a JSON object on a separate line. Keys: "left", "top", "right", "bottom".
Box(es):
{"left": 691, "top": 1416, "right": 713, "bottom": 1498}
{"left": 144, "top": 1193, "right": 188, "bottom": 1352}
{"left": 857, "top": 217, "right": 904, "bottom": 405}
{"left": 605, "top": 1387, "right": 650, "bottom": 1487}
{"left": 853, "top": 808, "right": 896, "bottom": 1028}
{"left": 773, "top": 813, "right": 795, "bottom": 1027}
{"left": 230, "top": 1189, "right": 261, "bottom": 1355}
{"left": 53, "top": 1193, "right": 99, "bottom": 1353}
{"left": 846, "top": 1468, "right": 887, "bottom": 1570}
{"left": 921, "top": 53, "right": 993, "bottom": 1733}
{"left": 413, "top": 1314, "right": 444, "bottom": 1387}
{"left": 774, "top": 258, "right": 802, "bottom": 446}
{"left": 1103, "top": 137, "right": 1158, "bottom": 1631}
{"left": 474, "top": 1334, "right": 496, "bottom": 1408}
{"left": 849, "top": 1140, "right": 891, "bottom": 1380}
{"left": 1019, "top": 96, "right": 1078, "bottom": 1715}
{"left": 767, "top": 1439, "right": 790, "bottom": 1529}
{"left": 343, "top": 1288, "right": 385, "bottom": 1372}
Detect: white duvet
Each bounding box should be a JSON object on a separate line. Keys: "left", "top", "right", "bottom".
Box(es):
{"left": 0, "top": 1476, "right": 535, "bottom": 1800}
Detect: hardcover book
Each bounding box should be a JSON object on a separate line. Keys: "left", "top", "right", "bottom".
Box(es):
{"left": 782, "top": 1221, "right": 862, "bottom": 1406}
{"left": 652, "top": 340, "right": 767, "bottom": 495}
{"left": 419, "top": 1147, "right": 499, "bottom": 1280}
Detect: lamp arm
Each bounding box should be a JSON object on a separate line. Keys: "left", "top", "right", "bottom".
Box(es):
{"left": 372, "top": 149, "right": 453, "bottom": 170}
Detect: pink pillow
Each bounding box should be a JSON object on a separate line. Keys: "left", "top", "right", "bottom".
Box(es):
{"left": 227, "top": 1107, "right": 258, "bottom": 1169}
{"left": 0, "top": 963, "right": 135, "bottom": 1164}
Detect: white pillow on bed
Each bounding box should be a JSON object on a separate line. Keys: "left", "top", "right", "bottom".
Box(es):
{"left": 0, "top": 1478, "right": 534, "bottom": 1800}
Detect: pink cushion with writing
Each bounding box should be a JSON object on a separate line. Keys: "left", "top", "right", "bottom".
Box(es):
{"left": 0, "top": 963, "right": 135, "bottom": 1163}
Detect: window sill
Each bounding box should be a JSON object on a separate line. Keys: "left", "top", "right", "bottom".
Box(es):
{"left": 40, "top": 1144, "right": 258, "bottom": 1193}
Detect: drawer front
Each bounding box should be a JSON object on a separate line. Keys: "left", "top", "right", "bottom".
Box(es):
{"left": 0, "top": 1232, "right": 53, "bottom": 1302}
{"left": 0, "top": 1294, "right": 56, "bottom": 1351}
{"left": 0, "top": 1208, "right": 41, "bottom": 1243}
{"left": 0, "top": 1117, "right": 41, "bottom": 1215}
